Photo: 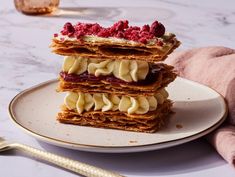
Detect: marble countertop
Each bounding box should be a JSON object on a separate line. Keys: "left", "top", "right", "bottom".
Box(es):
{"left": 0, "top": 0, "right": 235, "bottom": 176}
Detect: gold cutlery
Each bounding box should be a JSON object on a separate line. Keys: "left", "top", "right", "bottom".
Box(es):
{"left": 0, "top": 137, "right": 124, "bottom": 177}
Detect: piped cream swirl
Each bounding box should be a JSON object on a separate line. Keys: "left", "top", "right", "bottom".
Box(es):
{"left": 62, "top": 56, "right": 149, "bottom": 82}
{"left": 64, "top": 89, "right": 168, "bottom": 114}
{"left": 62, "top": 56, "right": 88, "bottom": 75}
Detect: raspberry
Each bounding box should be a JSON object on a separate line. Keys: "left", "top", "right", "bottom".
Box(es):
{"left": 150, "top": 21, "right": 165, "bottom": 37}
{"left": 64, "top": 22, "right": 75, "bottom": 34}
{"left": 115, "top": 31, "right": 124, "bottom": 38}
{"left": 91, "top": 23, "right": 101, "bottom": 34}
{"left": 80, "top": 24, "right": 89, "bottom": 31}
{"left": 68, "top": 32, "right": 74, "bottom": 37}
{"left": 59, "top": 20, "right": 165, "bottom": 44}
{"left": 131, "top": 26, "right": 141, "bottom": 31}
{"left": 130, "top": 30, "right": 140, "bottom": 37}
{"left": 129, "top": 32, "right": 139, "bottom": 41}
{"left": 61, "top": 30, "right": 68, "bottom": 35}
{"left": 140, "top": 31, "right": 149, "bottom": 37}
{"left": 123, "top": 20, "right": 129, "bottom": 29}
{"left": 123, "top": 32, "right": 131, "bottom": 40}
{"left": 124, "top": 27, "right": 132, "bottom": 35}
{"left": 142, "top": 24, "right": 150, "bottom": 32}
{"left": 111, "top": 20, "right": 129, "bottom": 33}
{"left": 61, "top": 22, "right": 75, "bottom": 36}
{"left": 74, "top": 23, "right": 82, "bottom": 29}
{"left": 85, "top": 23, "right": 93, "bottom": 28}
{"left": 87, "top": 30, "right": 93, "bottom": 35}
{"left": 75, "top": 31, "right": 85, "bottom": 39}
{"left": 97, "top": 29, "right": 110, "bottom": 37}
{"left": 139, "top": 37, "right": 147, "bottom": 44}
{"left": 115, "top": 22, "right": 124, "bottom": 31}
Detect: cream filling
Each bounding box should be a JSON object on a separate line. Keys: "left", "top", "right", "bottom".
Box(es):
{"left": 56, "top": 34, "right": 148, "bottom": 45}
{"left": 55, "top": 33, "right": 175, "bottom": 46}
{"left": 64, "top": 89, "right": 168, "bottom": 114}
{"left": 84, "top": 35, "right": 141, "bottom": 45}
{"left": 62, "top": 56, "right": 149, "bottom": 82}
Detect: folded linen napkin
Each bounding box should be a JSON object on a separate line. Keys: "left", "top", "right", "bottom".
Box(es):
{"left": 165, "top": 46, "right": 235, "bottom": 165}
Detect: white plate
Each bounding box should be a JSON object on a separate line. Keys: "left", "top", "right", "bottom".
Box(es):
{"left": 8, "top": 77, "right": 227, "bottom": 153}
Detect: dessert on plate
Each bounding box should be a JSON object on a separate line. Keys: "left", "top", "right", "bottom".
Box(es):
{"left": 51, "top": 20, "right": 180, "bottom": 133}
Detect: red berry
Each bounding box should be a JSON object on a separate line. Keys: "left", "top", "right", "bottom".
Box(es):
{"left": 123, "top": 20, "right": 129, "bottom": 29}
{"left": 130, "top": 32, "right": 139, "bottom": 41}
{"left": 54, "top": 33, "right": 58, "bottom": 37}
{"left": 115, "top": 31, "right": 124, "bottom": 38}
{"left": 131, "top": 30, "right": 140, "bottom": 38}
{"left": 75, "top": 31, "right": 85, "bottom": 38}
{"left": 131, "top": 26, "right": 141, "bottom": 31}
{"left": 140, "top": 31, "right": 149, "bottom": 37}
{"left": 113, "top": 21, "right": 124, "bottom": 31}
{"left": 68, "top": 32, "right": 74, "bottom": 37}
{"left": 61, "top": 22, "right": 75, "bottom": 37}
{"left": 142, "top": 24, "right": 150, "bottom": 32}
{"left": 87, "top": 30, "right": 93, "bottom": 35}
{"left": 59, "top": 20, "right": 165, "bottom": 44}
{"left": 85, "top": 23, "right": 92, "bottom": 28}
{"left": 97, "top": 29, "right": 110, "bottom": 37}
{"left": 150, "top": 21, "right": 165, "bottom": 37}
{"left": 61, "top": 30, "right": 68, "bottom": 35}
{"left": 139, "top": 37, "right": 147, "bottom": 44}
{"left": 124, "top": 28, "right": 132, "bottom": 35}
{"left": 64, "top": 22, "right": 75, "bottom": 33}
{"left": 91, "top": 23, "right": 101, "bottom": 34}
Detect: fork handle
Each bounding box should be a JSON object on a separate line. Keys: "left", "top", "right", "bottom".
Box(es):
{"left": 11, "top": 143, "right": 123, "bottom": 177}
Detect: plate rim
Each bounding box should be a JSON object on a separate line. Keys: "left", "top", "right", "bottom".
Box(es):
{"left": 8, "top": 78, "right": 228, "bottom": 152}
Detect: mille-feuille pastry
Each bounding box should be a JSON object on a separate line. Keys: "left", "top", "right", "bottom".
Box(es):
{"left": 51, "top": 20, "right": 180, "bottom": 133}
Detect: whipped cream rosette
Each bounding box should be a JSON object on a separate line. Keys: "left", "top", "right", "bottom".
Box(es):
{"left": 51, "top": 20, "right": 180, "bottom": 133}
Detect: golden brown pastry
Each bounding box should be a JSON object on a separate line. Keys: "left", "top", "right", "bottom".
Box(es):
{"left": 51, "top": 20, "right": 180, "bottom": 133}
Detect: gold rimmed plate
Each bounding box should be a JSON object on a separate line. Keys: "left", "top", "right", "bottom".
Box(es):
{"left": 8, "top": 77, "right": 227, "bottom": 153}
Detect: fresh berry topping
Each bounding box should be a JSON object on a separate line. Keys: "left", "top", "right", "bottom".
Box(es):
{"left": 115, "top": 31, "right": 125, "bottom": 38}
{"left": 97, "top": 28, "right": 110, "bottom": 37}
{"left": 123, "top": 20, "right": 129, "bottom": 29}
{"left": 54, "top": 33, "right": 58, "bottom": 37}
{"left": 131, "top": 26, "right": 141, "bottom": 31}
{"left": 91, "top": 23, "right": 101, "bottom": 33}
{"left": 75, "top": 31, "right": 85, "bottom": 39}
{"left": 63, "top": 22, "right": 75, "bottom": 35}
{"left": 139, "top": 37, "right": 147, "bottom": 44}
{"left": 142, "top": 24, "right": 150, "bottom": 32}
{"left": 111, "top": 20, "right": 129, "bottom": 33}
{"left": 58, "top": 20, "right": 166, "bottom": 44}
{"left": 150, "top": 21, "right": 165, "bottom": 37}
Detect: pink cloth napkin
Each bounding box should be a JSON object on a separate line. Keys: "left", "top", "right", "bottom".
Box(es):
{"left": 165, "top": 46, "right": 235, "bottom": 165}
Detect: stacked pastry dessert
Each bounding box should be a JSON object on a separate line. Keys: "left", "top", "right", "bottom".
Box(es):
{"left": 51, "top": 20, "right": 180, "bottom": 133}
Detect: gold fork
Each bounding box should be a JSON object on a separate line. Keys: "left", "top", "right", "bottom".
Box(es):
{"left": 0, "top": 137, "right": 124, "bottom": 177}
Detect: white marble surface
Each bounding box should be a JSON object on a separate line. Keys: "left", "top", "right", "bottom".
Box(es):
{"left": 0, "top": 0, "right": 235, "bottom": 176}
